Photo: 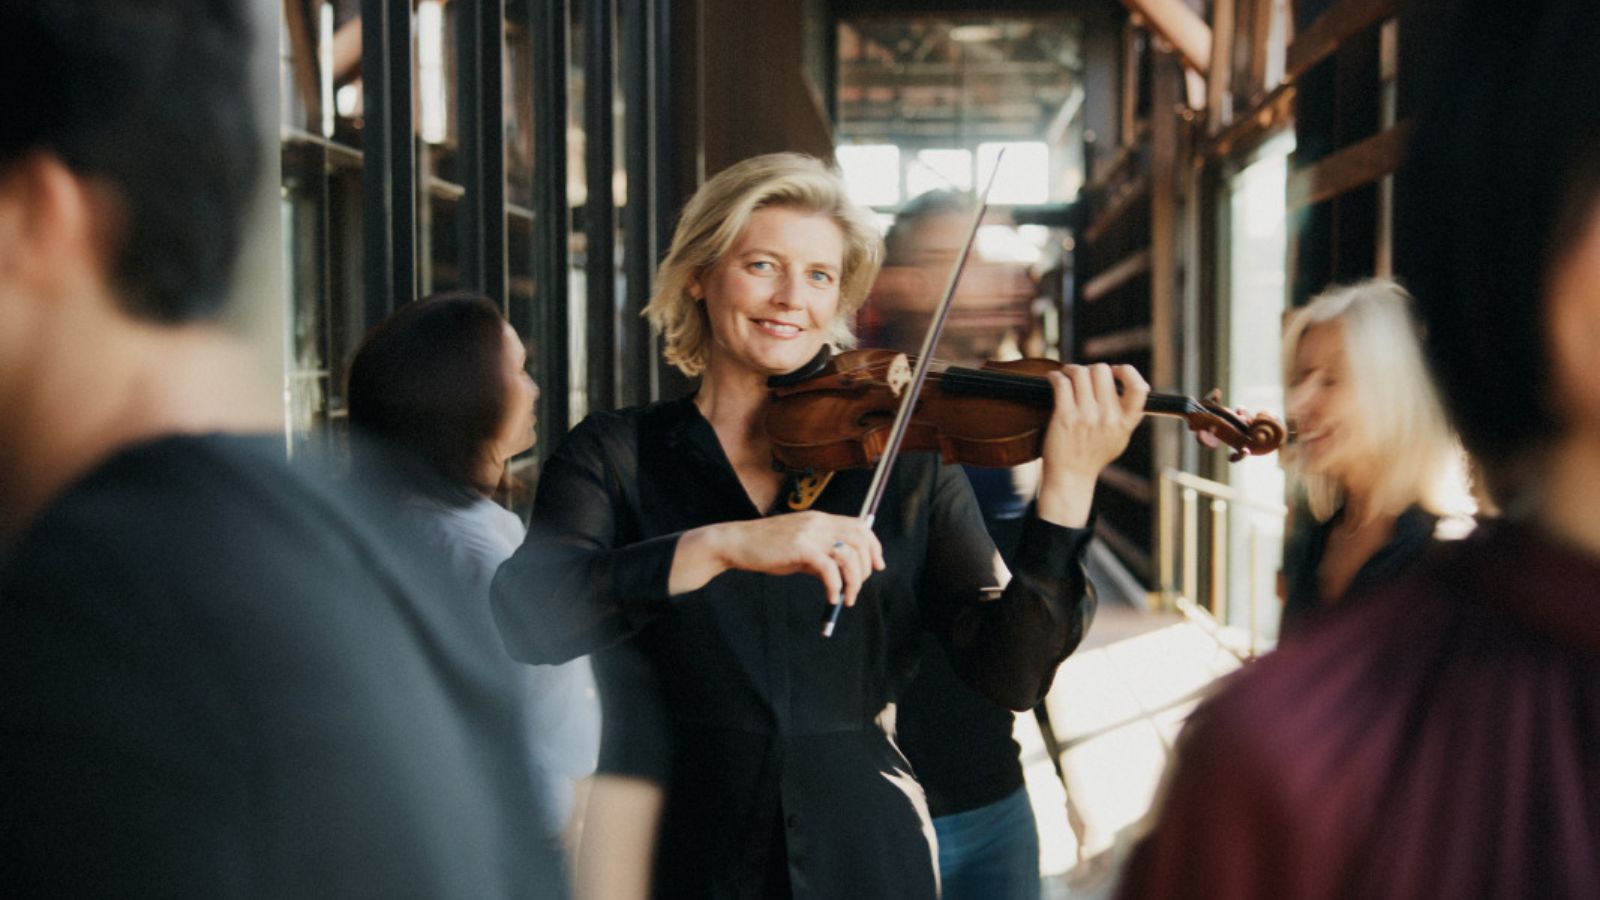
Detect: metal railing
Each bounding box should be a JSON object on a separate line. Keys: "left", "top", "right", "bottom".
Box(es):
{"left": 1156, "top": 468, "right": 1287, "bottom": 660}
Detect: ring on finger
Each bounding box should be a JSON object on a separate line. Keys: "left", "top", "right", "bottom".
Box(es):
{"left": 831, "top": 539, "right": 846, "bottom": 551}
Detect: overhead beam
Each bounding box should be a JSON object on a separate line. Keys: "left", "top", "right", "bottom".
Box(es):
{"left": 1122, "top": 0, "right": 1212, "bottom": 74}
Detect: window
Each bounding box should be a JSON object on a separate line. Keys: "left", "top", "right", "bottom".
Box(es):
{"left": 1220, "top": 129, "right": 1296, "bottom": 642}
{"left": 836, "top": 143, "right": 901, "bottom": 207}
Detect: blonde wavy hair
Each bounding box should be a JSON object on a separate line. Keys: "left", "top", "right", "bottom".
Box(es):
{"left": 1283, "top": 278, "right": 1472, "bottom": 523}
{"left": 644, "top": 153, "right": 884, "bottom": 376}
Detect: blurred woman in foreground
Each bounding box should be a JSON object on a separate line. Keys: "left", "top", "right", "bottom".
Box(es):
{"left": 348, "top": 292, "right": 599, "bottom": 852}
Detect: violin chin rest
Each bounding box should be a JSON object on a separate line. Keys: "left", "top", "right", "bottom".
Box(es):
{"left": 766, "top": 345, "right": 835, "bottom": 388}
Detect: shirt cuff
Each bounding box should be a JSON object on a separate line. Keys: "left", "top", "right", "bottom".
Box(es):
{"left": 1015, "top": 501, "right": 1093, "bottom": 581}
{"left": 611, "top": 532, "right": 684, "bottom": 632}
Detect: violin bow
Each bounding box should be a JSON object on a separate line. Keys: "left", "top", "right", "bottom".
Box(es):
{"left": 822, "top": 150, "right": 1005, "bottom": 638}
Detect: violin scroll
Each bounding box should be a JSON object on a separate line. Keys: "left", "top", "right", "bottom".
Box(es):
{"left": 1189, "top": 389, "right": 1288, "bottom": 462}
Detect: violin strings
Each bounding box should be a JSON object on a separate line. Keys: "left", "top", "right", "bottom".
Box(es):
{"left": 939, "top": 366, "right": 1197, "bottom": 417}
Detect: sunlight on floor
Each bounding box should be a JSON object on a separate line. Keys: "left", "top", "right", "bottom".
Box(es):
{"left": 1015, "top": 606, "right": 1246, "bottom": 897}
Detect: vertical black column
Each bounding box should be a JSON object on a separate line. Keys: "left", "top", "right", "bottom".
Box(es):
{"left": 584, "top": 0, "right": 617, "bottom": 413}
{"left": 619, "top": 0, "right": 652, "bottom": 407}
{"left": 458, "top": 0, "right": 509, "bottom": 304}
{"left": 652, "top": 0, "right": 695, "bottom": 401}
{"left": 532, "top": 0, "right": 571, "bottom": 455}
{"left": 652, "top": 0, "right": 677, "bottom": 258}
{"left": 361, "top": 0, "right": 416, "bottom": 325}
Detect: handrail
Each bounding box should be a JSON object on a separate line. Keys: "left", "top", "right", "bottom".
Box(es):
{"left": 1161, "top": 468, "right": 1286, "bottom": 516}
{"left": 1156, "top": 468, "right": 1285, "bottom": 660}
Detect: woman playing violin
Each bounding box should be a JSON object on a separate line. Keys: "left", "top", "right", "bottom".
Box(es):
{"left": 492, "top": 152, "right": 1147, "bottom": 898}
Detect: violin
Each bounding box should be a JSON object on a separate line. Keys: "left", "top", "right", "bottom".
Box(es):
{"left": 798, "top": 150, "right": 1282, "bottom": 637}
{"left": 765, "top": 348, "right": 1286, "bottom": 475}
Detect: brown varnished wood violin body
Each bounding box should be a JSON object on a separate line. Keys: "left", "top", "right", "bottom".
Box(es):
{"left": 765, "top": 348, "right": 1287, "bottom": 476}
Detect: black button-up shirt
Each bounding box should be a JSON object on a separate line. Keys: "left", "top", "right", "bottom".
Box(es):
{"left": 493, "top": 396, "right": 1095, "bottom": 899}
{"left": 1281, "top": 502, "right": 1439, "bottom": 637}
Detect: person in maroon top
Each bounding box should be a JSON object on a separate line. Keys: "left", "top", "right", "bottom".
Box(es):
{"left": 1115, "top": 0, "right": 1600, "bottom": 897}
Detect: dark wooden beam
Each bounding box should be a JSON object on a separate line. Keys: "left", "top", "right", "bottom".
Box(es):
{"left": 1204, "top": 79, "right": 1293, "bottom": 161}
{"left": 1285, "top": 112, "right": 1409, "bottom": 210}
{"left": 1245, "top": 0, "right": 1273, "bottom": 100}
{"left": 1081, "top": 248, "right": 1152, "bottom": 302}
{"left": 1121, "top": 0, "right": 1211, "bottom": 73}
{"left": 282, "top": 0, "right": 322, "bottom": 127}
{"left": 1100, "top": 464, "right": 1154, "bottom": 504}
{"left": 1205, "top": 0, "right": 1235, "bottom": 134}
{"left": 1285, "top": 0, "right": 1399, "bottom": 83}
{"left": 1084, "top": 176, "right": 1149, "bottom": 245}
{"left": 1082, "top": 325, "right": 1154, "bottom": 358}
{"left": 1120, "top": 20, "right": 1140, "bottom": 147}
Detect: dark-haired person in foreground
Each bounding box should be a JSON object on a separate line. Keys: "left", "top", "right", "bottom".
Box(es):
{"left": 0, "top": 3, "right": 563, "bottom": 896}
{"left": 1115, "top": 0, "right": 1600, "bottom": 897}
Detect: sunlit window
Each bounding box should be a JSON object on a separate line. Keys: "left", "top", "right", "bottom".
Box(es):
{"left": 1224, "top": 129, "right": 1295, "bottom": 644}
{"left": 977, "top": 141, "right": 1049, "bottom": 205}
{"left": 318, "top": 3, "right": 335, "bottom": 137}
{"left": 907, "top": 148, "right": 973, "bottom": 195}
{"left": 418, "top": 0, "right": 448, "bottom": 144}
{"left": 837, "top": 144, "right": 901, "bottom": 207}
{"left": 336, "top": 84, "right": 360, "bottom": 118}
{"left": 975, "top": 224, "right": 1042, "bottom": 264}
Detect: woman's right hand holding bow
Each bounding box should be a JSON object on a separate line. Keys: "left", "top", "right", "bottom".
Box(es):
{"left": 670, "top": 512, "right": 886, "bottom": 609}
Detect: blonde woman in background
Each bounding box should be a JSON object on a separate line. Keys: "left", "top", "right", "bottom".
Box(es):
{"left": 1276, "top": 278, "right": 1474, "bottom": 636}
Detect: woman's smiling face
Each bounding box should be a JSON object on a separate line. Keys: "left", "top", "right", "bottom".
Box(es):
{"left": 1287, "top": 320, "right": 1367, "bottom": 483}
{"left": 691, "top": 205, "right": 846, "bottom": 379}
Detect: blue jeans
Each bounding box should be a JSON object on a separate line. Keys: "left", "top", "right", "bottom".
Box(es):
{"left": 932, "top": 787, "right": 1041, "bottom": 900}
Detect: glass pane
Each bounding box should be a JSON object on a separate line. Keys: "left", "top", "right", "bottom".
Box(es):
{"left": 837, "top": 144, "right": 901, "bottom": 207}
{"left": 1223, "top": 129, "right": 1295, "bottom": 645}
{"left": 279, "top": 0, "right": 367, "bottom": 448}
{"left": 907, "top": 148, "right": 973, "bottom": 195}
{"left": 839, "top": 17, "right": 1082, "bottom": 366}
{"left": 977, "top": 141, "right": 1050, "bottom": 205}
{"left": 566, "top": 0, "right": 588, "bottom": 424}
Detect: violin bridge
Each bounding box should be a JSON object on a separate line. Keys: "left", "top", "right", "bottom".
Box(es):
{"left": 887, "top": 353, "right": 911, "bottom": 397}
{"left": 787, "top": 470, "right": 836, "bottom": 511}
